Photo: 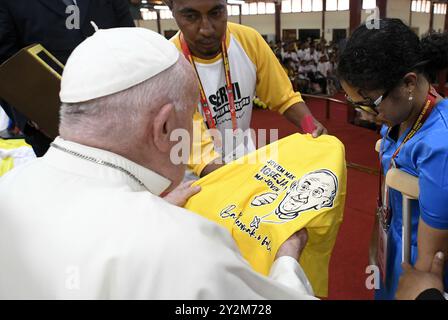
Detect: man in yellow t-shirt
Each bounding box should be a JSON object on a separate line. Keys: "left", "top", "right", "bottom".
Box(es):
{"left": 166, "top": 0, "right": 327, "bottom": 178}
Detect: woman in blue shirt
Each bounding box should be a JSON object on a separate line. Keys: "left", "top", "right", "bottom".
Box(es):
{"left": 337, "top": 18, "right": 448, "bottom": 300}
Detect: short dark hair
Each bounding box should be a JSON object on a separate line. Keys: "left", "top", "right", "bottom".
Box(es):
{"left": 337, "top": 18, "right": 448, "bottom": 91}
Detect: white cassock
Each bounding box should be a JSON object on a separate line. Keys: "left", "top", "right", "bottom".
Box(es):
{"left": 0, "top": 137, "right": 316, "bottom": 300}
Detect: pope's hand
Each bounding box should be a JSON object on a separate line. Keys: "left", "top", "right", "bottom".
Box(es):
{"left": 276, "top": 229, "right": 308, "bottom": 261}
{"left": 163, "top": 181, "right": 201, "bottom": 207}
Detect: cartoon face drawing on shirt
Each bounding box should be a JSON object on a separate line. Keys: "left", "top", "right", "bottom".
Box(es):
{"left": 249, "top": 169, "right": 338, "bottom": 229}
{"left": 275, "top": 170, "right": 338, "bottom": 220}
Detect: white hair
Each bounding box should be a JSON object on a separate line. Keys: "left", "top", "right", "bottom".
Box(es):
{"left": 59, "top": 57, "right": 195, "bottom": 142}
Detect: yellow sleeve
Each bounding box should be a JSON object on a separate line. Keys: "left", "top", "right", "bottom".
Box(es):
{"left": 229, "top": 23, "right": 304, "bottom": 114}
{"left": 187, "top": 110, "right": 221, "bottom": 177}
{"left": 169, "top": 32, "right": 182, "bottom": 50}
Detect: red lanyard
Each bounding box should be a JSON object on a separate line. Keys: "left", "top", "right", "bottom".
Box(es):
{"left": 180, "top": 34, "right": 238, "bottom": 132}
{"left": 378, "top": 86, "right": 439, "bottom": 209}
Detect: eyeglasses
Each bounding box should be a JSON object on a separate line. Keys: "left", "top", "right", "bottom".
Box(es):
{"left": 345, "top": 88, "right": 392, "bottom": 116}
{"left": 345, "top": 61, "right": 430, "bottom": 115}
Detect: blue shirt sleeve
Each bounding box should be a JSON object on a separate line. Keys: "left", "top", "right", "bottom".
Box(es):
{"left": 380, "top": 125, "right": 389, "bottom": 138}
{"left": 412, "top": 133, "right": 448, "bottom": 230}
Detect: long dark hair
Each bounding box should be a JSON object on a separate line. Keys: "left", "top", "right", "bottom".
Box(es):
{"left": 337, "top": 18, "right": 448, "bottom": 92}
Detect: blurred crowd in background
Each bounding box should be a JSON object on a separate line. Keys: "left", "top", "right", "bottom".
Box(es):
{"left": 270, "top": 38, "right": 342, "bottom": 96}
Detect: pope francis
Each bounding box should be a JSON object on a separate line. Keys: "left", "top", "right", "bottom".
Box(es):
{"left": 0, "top": 27, "right": 315, "bottom": 300}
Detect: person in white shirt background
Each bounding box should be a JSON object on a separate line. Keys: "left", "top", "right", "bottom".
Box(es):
{"left": 0, "top": 103, "right": 36, "bottom": 176}
{"left": 287, "top": 45, "right": 300, "bottom": 66}
{"left": 304, "top": 46, "right": 319, "bottom": 64}
{"left": 304, "top": 59, "right": 327, "bottom": 94}
{"left": 0, "top": 105, "right": 8, "bottom": 132}
{"left": 296, "top": 42, "right": 307, "bottom": 61}
{"left": 317, "top": 55, "right": 331, "bottom": 78}
{"left": 0, "top": 27, "right": 316, "bottom": 300}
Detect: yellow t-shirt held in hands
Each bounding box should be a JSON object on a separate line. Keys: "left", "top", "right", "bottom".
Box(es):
{"left": 185, "top": 134, "right": 347, "bottom": 297}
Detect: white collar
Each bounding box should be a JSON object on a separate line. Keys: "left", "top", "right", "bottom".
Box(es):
{"left": 44, "top": 137, "right": 171, "bottom": 195}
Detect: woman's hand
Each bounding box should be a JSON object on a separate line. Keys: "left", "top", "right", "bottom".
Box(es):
{"left": 396, "top": 252, "right": 445, "bottom": 300}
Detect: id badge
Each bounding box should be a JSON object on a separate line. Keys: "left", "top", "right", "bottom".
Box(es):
{"left": 223, "top": 131, "right": 255, "bottom": 163}
{"left": 376, "top": 174, "right": 390, "bottom": 283}
{"left": 377, "top": 214, "right": 389, "bottom": 283}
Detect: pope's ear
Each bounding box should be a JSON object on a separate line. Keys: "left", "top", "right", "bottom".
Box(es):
{"left": 153, "top": 103, "right": 175, "bottom": 153}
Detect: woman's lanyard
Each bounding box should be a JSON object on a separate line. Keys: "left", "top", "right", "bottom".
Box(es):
{"left": 378, "top": 86, "right": 439, "bottom": 225}
{"left": 180, "top": 34, "right": 238, "bottom": 133}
